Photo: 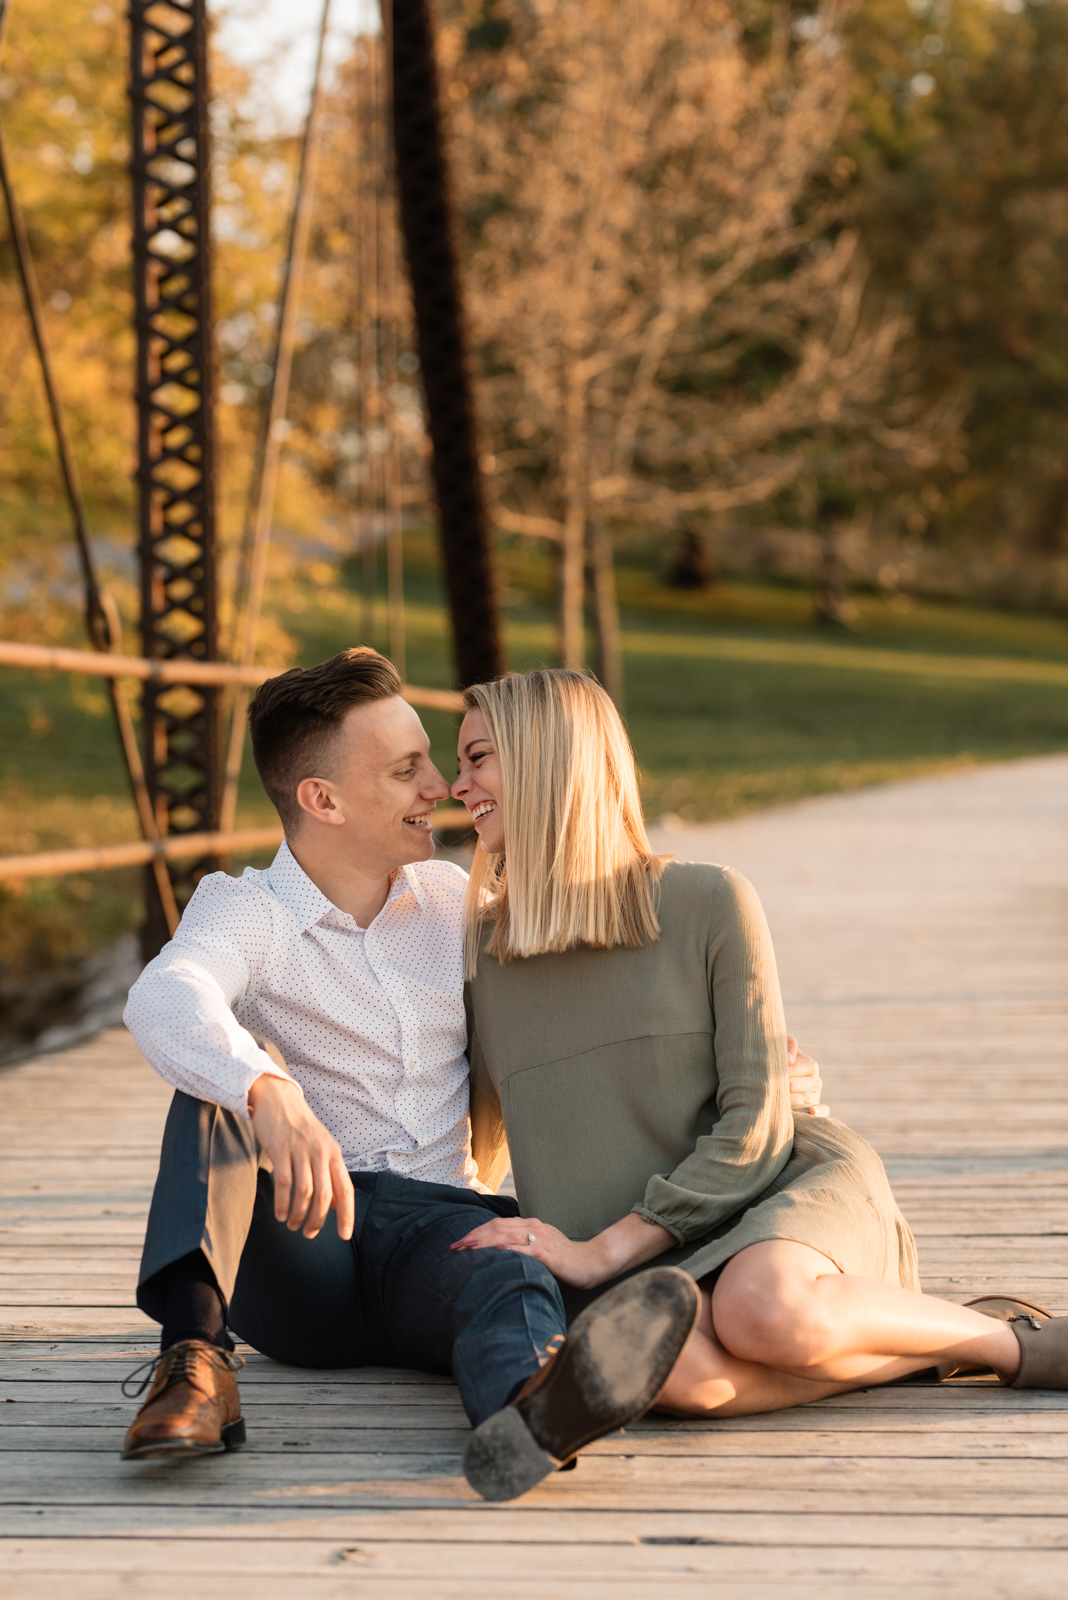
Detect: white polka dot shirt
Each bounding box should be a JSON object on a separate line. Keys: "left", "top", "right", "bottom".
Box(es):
{"left": 124, "top": 840, "right": 485, "bottom": 1190}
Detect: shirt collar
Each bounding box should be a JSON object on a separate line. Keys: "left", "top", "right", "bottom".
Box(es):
{"left": 264, "top": 839, "right": 424, "bottom": 931}
{"left": 389, "top": 862, "right": 425, "bottom": 910}
{"left": 264, "top": 840, "right": 335, "bottom": 931}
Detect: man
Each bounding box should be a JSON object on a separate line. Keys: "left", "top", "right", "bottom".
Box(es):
{"left": 121, "top": 648, "right": 701, "bottom": 1502}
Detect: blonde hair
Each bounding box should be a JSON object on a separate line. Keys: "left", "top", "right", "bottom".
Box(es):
{"left": 462, "top": 669, "right": 671, "bottom": 977}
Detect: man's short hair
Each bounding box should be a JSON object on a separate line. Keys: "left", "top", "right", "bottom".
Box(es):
{"left": 247, "top": 648, "right": 403, "bottom": 831}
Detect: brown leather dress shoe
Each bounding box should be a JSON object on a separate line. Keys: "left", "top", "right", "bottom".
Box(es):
{"left": 121, "top": 1340, "right": 245, "bottom": 1461}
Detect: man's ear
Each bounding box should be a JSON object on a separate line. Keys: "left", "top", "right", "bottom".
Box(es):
{"left": 294, "top": 776, "right": 346, "bottom": 827}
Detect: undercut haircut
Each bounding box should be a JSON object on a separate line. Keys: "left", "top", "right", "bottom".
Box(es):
{"left": 247, "top": 648, "right": 403, "bottom": 832}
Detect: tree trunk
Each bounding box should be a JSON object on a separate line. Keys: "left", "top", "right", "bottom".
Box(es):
{"left": 588, "top": 519, "right": 623, "bottom": 706}
{"left": 813, "top": 518, "right": 854, "bottom": 628}
{"left": 558, "top": 366, "right": 587, "bottom": 669}
{"left": 559, "top": 498, "right": 586, "bottom": 670}
{"left": 668, "top": 522, "right": 716, "bottom": 589}
{"left": 1031, "top": 468, "right": 1068, "bottom": 555}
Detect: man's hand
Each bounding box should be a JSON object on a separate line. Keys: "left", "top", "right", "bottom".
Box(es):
{"left": 247, "top": 1073, "right": 355, "bottom": 1241}
{"left": 787, "top": 1035, "right": 829, "bottom": 1116}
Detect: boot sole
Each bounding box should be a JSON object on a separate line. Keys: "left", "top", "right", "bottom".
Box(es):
{"left": 463, "top": 1267, "right": 699, "bottom": 1502}
{"left": 462, "top": 1405, "right": 557, "bottom": 1503}
{"left": 122, "top": 1417, "right": 246, "bottom": 1461}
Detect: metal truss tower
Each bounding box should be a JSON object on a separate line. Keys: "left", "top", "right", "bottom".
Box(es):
{"left": 129, "top": 0, "right": 220, "bottom": 956}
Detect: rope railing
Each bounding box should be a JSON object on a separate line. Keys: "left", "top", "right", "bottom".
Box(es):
{"left": 0, "top": 643, "right": 472, "bottom": 885}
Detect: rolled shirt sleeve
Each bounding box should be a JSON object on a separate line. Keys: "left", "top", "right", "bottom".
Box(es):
{"left": 633, "top": 866, "right": 794, "bottom": 1243}
{"left": 123, "top": 873, "right": 299, "bottom": 1118}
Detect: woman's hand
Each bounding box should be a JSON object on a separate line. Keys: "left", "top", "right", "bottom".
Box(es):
{"left": 450, "top": 1210, "right": 674, "bottom": 1290}
{"left": 787, "top": 1035, "right": 829, "bottom": 1116}
{"left": 450, "top": 1215, "right": 611, "bottom": 1289}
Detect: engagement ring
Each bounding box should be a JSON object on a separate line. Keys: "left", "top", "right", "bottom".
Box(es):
{"left": 527, "top": 1232, "right": 536, "bottom": 1245}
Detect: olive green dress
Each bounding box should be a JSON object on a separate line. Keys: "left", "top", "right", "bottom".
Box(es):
{"left": 465, "top": 862, "right": 918, "bottom": 1312}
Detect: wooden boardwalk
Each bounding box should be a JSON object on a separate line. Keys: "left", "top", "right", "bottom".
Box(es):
{"left": 2, "top": 754, "right": 1067, "bottom": 1597}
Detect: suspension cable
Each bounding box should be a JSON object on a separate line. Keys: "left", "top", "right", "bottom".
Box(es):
{"left": 219, "top": 0, "right": 333, "bottom": 838}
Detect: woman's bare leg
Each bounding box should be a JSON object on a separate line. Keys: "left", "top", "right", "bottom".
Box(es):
{"left": 657, "top": 1241, "right": 1024, "bottom": 1417}
{"left": 711, "top": 1240, "right": 1021, "bottom": 1386}
{"left": 655, "top": 1287, "right": 870, "bottom": 1418}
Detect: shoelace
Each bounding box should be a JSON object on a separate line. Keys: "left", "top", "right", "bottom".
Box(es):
{"left": 121, "top": 1341, "right": 244, "bottom": 1400}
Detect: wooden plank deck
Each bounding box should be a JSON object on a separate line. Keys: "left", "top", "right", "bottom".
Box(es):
{"left": 2, "top": 753, "right": 1067, "bottom": 1597}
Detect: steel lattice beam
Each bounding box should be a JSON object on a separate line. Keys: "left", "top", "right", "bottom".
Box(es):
{"left": 389, "top": 0, "right": 504, "bottom": 687}
{"left": 130, "top": 0, "right": 220, "bottom": 956}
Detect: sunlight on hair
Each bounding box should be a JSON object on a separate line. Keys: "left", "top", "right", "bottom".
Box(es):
{"left": 462, "top": 670, "right": 672, "bottom": 977}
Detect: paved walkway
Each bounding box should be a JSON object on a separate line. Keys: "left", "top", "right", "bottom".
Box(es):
{"left": 2, "top": 755, "right": 1067, "bottom": 1597}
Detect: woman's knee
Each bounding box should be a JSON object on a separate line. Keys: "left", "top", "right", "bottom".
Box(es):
{"left": 712, "top": 1264, "right": 832, "bottom": 1370}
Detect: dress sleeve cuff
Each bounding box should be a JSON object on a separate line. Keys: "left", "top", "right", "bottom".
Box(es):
{"left": 631, "top": 1206, "right": 686, "bottom": 1245}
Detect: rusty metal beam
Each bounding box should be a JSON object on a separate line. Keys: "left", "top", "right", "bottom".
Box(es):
{"left": 388, "top": 0, "right": 504, "bottom": 688}
{"left": 130, "top": 0, "right": 221, "bottom": 955}
{"left": 1, "top": 2, "right": 181, "bottom": 932}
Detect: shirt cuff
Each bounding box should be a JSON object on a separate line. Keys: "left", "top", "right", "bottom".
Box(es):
{"left": 631, "top": 1205, "right": 686, "bottom": 1245}
{"left": 240, "top": 1053, "right": 304, "bottom": 1120}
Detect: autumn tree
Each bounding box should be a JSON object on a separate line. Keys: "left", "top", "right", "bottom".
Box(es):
{"left": 846, "top": 0, "right": 1068, "bottom": 591}
{"left": 435, "top": 0, "right": 917, "bottom": 687}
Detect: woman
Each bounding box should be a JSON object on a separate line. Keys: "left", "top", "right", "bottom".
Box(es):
{"left": 450, "top": 668, "right": 1065, "bottom": 1416}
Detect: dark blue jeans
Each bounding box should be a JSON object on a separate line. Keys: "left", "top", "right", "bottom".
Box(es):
{"left": 137, "top": 1092, "right": 566, "bottom": 1426}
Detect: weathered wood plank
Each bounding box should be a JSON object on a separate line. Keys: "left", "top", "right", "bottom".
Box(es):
{"left": 9, "top": 1399, "right": 1068, "bottom": 1435}
{"left": 5, "top": 1536, "right": 1068, "bottom": 1596}
{"left": 6, "top": 1449, "right": 1068, "bottom": 1510}
{"left": 0, "top": 1310, "right": 156, "bottom": 1336}
{"left": 5, "top": 1371, "right": 1066, "bottom": 1408}
{"left": 8, "top": 1423, "right": 1068, "bottom": 1458}
{"left": 0, "top": 1577, "right": 1049, "bottom": 1600}
{"left": 6, "top": 1506, "right": 1068, "bottom": 1548}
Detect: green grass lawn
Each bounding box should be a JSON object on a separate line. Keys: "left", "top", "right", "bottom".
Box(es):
{"left": 3, "top": 541, "right": 1068, "bottom": 974}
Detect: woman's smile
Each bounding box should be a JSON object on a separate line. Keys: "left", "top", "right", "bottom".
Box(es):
{"left": 452, "top": 707, "right": 506, "bottom": 851}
